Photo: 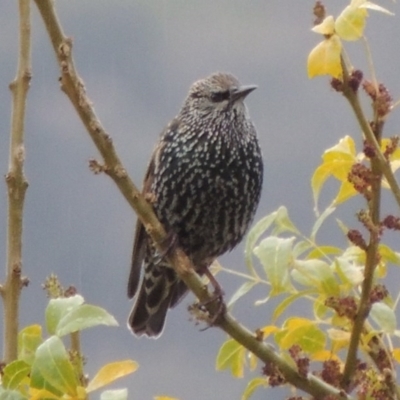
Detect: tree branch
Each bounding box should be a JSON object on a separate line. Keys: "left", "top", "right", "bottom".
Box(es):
{"left": 340, "top": 58, "right": 400, "bottom": 210}
{"left": 1, "top": 0, "right": 31, "bottom": 363}
{"left": 340, "top": 58, "right": 384, "bottom": 389}
{"left": 34, "top": 1, "right": 353, "bottom": 398}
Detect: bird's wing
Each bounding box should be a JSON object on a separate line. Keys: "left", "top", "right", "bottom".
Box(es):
{"left": 127, "top": 153, "right": 157, "bottom": 299}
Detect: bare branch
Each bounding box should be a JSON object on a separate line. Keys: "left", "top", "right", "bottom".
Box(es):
{"left": 2, "top": 0, "right": 31, "bottom": 363}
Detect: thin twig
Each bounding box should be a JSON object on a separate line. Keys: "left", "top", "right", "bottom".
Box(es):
{"left": 1, "top": 0, "right": 31, "bottom": 363}
{"left": 33, "top": 1, "right": 353, "bottom": 398}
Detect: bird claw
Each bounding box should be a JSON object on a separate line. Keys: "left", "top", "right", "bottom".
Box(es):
{"left": 199, "top": 294, "right": 226, "bottom": 330}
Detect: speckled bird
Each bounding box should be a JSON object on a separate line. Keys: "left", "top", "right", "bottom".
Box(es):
{"left": 128, "top": 72, "right": 263, "bottom": 337}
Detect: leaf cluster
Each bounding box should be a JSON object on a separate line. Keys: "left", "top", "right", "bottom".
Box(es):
{"left": 0, "top": 282, "right": 137, "bottom": 400}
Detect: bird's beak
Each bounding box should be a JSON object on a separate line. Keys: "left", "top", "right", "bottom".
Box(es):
{"left": 231, "top": 84, "right": 257, "bottom": 102}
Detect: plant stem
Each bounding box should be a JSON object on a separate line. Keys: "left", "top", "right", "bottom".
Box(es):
{"left": 1, "top": 0, "right": 31, "bottom": 363}
{"left": 340, "top": 58, "right": 384, "bottom": 388}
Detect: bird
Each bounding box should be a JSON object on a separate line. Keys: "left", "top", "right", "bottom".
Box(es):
{"left": 127, "top": 72, "right": 263, "bottom": 337}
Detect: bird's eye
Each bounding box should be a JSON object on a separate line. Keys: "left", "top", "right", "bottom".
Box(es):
{"left": 210, "top": 90, "right": 230, "bottom": 103}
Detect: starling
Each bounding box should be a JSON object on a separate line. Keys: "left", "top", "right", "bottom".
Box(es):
{"left": 128, "top": 72, "right": 263, "bottom": 337}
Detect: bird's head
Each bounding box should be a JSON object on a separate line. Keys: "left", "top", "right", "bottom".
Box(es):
{"left": 184, "top": 72, "right": 257, "bottom": 116}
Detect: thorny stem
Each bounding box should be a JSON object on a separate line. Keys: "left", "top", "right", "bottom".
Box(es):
{"left": 34, "top": 1, "right": 353, "bottom": 398}
{"left": 1, "top": 0, "right": 31, "bottom": 363}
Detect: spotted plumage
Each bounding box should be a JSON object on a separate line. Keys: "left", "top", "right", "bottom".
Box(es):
{"left": 128, "top": 72, "right": 263, "bottom": 337}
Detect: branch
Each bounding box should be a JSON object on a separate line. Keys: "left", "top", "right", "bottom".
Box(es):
{"left": 1, "top": 0, "right": 31, "bottom": 363}
{"left": 340, "top": 58, "right": 400, "bottom": 210}
{"left": 340, "top": 58, "right": 384, "bottom": 389}
{"left": 34, "top": 1, "right": 353, "bottom": 398}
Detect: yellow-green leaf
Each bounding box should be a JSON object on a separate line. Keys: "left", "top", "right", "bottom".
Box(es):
{"left": 260, "top": 325, "right": 280, "bottom": 338}
{"left": 253, "top": 236, "right": 294, "bottom": 296}
{"left": 323, "top": 136, "right": 357, "bottom": 162}
{"left": 154, "top": 397, "right": 179, "bottom": 400}
{"left": 100, "top": 389, "right": 128, "bottom": 400}
{"left": 31, "top": 336, "right": 78, "bottom": 397}
{"left": 308, "top": 35, "right": 342, "bottom": 78}
{"left": 244, "top": 210, "right": 281, "bottom": 276}
{"left": 241, "top": 377, "right": 267, "bottom": 400}
{"left": 370, "top": 302, "right": 396, "bottom": 334}
{"left": 335, "top": 257, "right": 364, "bottom": 287}
{"left": 273, "top": 291, "right": 316, "bottom": 322}
{"left": 306, "top": 246, "right": 342, "bottom": 260}
{"left": 2, "top": 360, "right": 30, "bottom": 390}
{"left": 56, "top": 304, "right": 118, "bottom": 336}
{"left": 392, "top": 348, "right": 400, "bottom": 363}
{"left": 276, "top": 318, "right": 326, "bottom": 353}
{"left": 216, "top": 339, "right": 246, "bottom": 378}
{"left": 18, "top": 325, "right": 43, "bottom": 366}
{"left": 272, "top": 206, "right": 300, "bottom": 235}
{"left": 335, "top": 2, "right": 368, "bottom": 40}
{"left": 292, "top": 259, "right": 339, "bottom": 296}
{"left": 87, "top": 360, "right": 138, "bottom": 393}
{"left": 227, "top": 281, "right": 257, "bottom": 308}
{"left": 311, "top": 206, "right": 336, "bottom": 239}
{"left": 333, "top": 181, "right": 357, "bottom": 205}
{"left": 379, "top": 244, "right": 400, "bottom": 266}
{"left": 312, "top": 15, "right": 335, "bottom": 35}
{"left": 45, "top": 295, "right": 84, "bottom": 335}
{"left": 29, "top": 388, "right": 61, "bottom": 400}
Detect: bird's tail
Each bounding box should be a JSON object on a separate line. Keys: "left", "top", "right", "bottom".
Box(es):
{"left": 128, "top": 263, "right": 188, "bottom": 337}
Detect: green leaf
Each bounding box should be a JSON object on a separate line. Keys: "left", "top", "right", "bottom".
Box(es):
{"left": 100, "top": 390, "right": 128, "bottom": 400}
{"left": 335, "top": 2, "right": 367, "bottom": 41}
{"left": 45, "top": 295, "right": 84, "bottom": 335}
{"left": 215, "top": 339, "right": 246, "bottom": 378}
{"left": 253, "top": 236, "right": 294, "bottom": 296}
{"left": 0, "top": 390, "right": 28, "bottom": 400}
{"left": 292, "top": 240, "right": 312, "bottom": 259}
{"left": 335, "top": 257, "right": 363, "bottom": 287}
{"left": 18, "top": 325, "right": 43, "bottom": 366}
{"left": 272, "top": 206, "right": 300, "bottom": 235}
{"left": 2, "top": 360, "right": 30, "bottom": 390}
{"left": 56, "top": 304, "right": 118, "bottom": 336}
{"left": 31, "top": 336, "right": 78, "bottom": 396}
{"left": 241, "top": 377, "right": 267, "bottom": 400}
{"left": 311, "top": 205, "right": 336, "bottom": 240}
{"left": 313, "top": 296, "right": 330, "bottom": 320}
{"left": 276, "top": 318, "right": 326, "bottom": 353}
{"left": 292, "top": 259, "right": 339, "bottom": 296}
{"left": 272, "top": 291, "right": 316, "bottom": 322}
{"left": 227, "top": 281, "right": 258, "bottom": 308}
{"left": 306, "top": 246, "right": 342, "bottom": 260}
{"left": 370, "top": 302, "right": 396, "bottom": 334}
{"left": 244, "top": 209, "right": 282, "bottom": 275}
{"left": 379, "top": 244, "right": 400, "bottom": 266}
{"left": 87, "top": 360, "right": 138, "bottom": 393}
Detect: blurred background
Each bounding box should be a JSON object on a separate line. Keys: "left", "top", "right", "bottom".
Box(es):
{"left": 1, "top": 1, "right": 400, "bottom": 399}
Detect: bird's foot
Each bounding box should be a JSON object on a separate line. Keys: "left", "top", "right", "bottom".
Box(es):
{"left": 198, "top": 267, "right": 226, "bottom": 328}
